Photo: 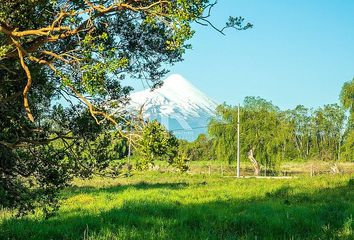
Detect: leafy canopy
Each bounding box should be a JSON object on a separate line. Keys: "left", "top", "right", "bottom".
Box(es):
{"left": 0, "top": 0, "right": 252, "bottom": 214}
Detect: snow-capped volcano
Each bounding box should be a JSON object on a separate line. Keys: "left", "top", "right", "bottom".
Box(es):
{"left": 130, "top": 74, "right": 218, "bottom": 141}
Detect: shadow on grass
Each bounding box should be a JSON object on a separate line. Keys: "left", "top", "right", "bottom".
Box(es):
{"left": 61, "top": 181, "right": 190, "bottom": 199}
{"left": 1, "top": 180, "right": 353, "bottom": 240}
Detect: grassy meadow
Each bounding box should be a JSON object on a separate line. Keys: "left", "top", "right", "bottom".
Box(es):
{"left": 1, "top": 168, "right": 353, "bottom": 240}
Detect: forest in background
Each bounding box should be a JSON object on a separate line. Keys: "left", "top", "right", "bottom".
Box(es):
{"left": 102, "top": 78, "right": 354, "bottom": 176}
{"left": 179, "top": 78, "right": 354, "bottom": 173}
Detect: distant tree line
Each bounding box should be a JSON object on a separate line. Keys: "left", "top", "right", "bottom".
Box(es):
{"left": 179, "top": 78, "right": 354, "bottom": 172}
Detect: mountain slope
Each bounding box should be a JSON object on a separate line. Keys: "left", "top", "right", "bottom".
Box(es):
{"left": 130, "top": 74, "right": 218, "bottom": 140}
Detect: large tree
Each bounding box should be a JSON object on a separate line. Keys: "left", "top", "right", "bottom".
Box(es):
{"left": 340, "top": 78, "right": 354, "bottom": 161}
{"left": 340, "top": 78, "right": 354, "bottom": 122}
{"left": 209, "top": 97, "right": 287, "bottom": 175}
{"left": 136, "top": 120, "right": 179, "bottom": 170}
{"left": 0, "top": 1, "right": 251, "bottom": 214}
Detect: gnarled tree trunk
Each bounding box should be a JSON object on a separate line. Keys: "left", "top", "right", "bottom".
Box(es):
{"left": 248, "top": 149, "right": 260, "bottom": 176}
{"left": 330, "top": 162, "right": 340, "bottom": 174}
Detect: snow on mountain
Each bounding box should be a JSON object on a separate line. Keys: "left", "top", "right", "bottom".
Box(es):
{"left": 130, "top": 74, "right": 218, "bottom": 141}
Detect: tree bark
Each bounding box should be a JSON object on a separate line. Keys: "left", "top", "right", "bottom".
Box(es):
{"left": 330, "top": 163, "right": 340, "bottom": 174}
{"left": 248, "top": 149, "right": 260, "bottom": 176}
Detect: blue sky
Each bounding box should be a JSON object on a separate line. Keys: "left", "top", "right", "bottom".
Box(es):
{"left": 140, "top": 0, "right": 354, "bottom": 110}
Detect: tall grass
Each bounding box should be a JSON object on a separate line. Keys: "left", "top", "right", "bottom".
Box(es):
{"left": 0, "top": 173, "right": 353, "bottom": 239}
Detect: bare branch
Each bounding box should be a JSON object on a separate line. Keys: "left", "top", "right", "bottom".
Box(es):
{"left": 11, "top": 37, "right": 34, "bottom": 122}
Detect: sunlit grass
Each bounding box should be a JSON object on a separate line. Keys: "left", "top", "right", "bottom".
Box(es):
{"left": 0, "top": 172, "right": 353, "bottom": 240}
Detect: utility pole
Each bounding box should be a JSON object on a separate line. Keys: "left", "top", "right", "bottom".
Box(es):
{"left": 237, "top": 104, "right": 241, "bottom": 178}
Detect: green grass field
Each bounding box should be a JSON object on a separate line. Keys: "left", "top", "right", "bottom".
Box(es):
{"left": 1, "top": 172, "right": 353, "bottom": 240}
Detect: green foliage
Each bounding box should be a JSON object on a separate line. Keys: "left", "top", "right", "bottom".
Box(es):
{"left": 0, "top": 143, "right": 72, "bottom": 217}
{"left": 208, "top": 96, "right": 349, "bottom": 173}
{"left": 0, "top": 0, "right": 249, "bottom": 97}
{"left": 339, "top": 78, "right": 354, "bottom": 162}
{"left": 71, "top": 131, "right": 130, "bottom": 177}
{"left": 173, "top": 153, "right": 190, "bottom": 172}
{"left": 242, "top": 97, "right": 284, "bottom": 169}
{"left": 340, "top": 78, "right": 354, "bottom": 122}
{"left": 209, "top": 97, "right": 285, "bottom": 170}
{"left": 341, "top": 131, "right": 354, "bottom": 162}
{"left": 136, "top": 121, "right": 179, "bottom": 170}
{"left": 313, "top": 104, "right": 346, "bottom": 160}
{"left": 2, "top": 0, "right": 245, "bottom": 214}
{"left": 178, "top": 134, "right": 215, "bottom": 161}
